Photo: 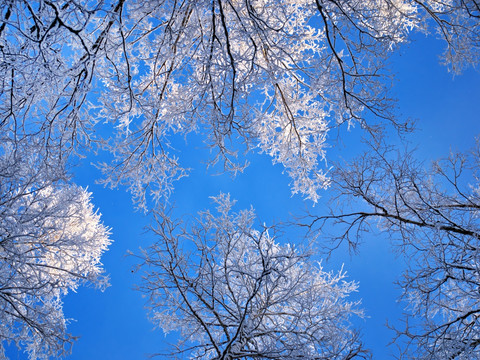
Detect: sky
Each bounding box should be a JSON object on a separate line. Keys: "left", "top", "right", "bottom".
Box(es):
{"left": 4, "top": 33, "right": 480, "bottom": 360}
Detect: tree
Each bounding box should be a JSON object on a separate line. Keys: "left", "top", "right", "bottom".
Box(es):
{"left": 137, "top": 194, "right": 367, "bottom": 359}
{"left": 1, "top": 1, "right": 480, "bottom": 358}
{"left": 303, "top": 142, "right": 480, "bottom": 359}
{"left": 1, "top": 0, "right": 479, "bottom": 208}
{"left": 0, "top": 133, "right": 112, "bottom": 359}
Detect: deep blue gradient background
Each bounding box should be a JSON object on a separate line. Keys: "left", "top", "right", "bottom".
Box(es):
{"left": 5, "top": 34, "right": 480, "bottom": 359}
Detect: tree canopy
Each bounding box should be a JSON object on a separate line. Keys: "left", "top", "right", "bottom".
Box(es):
{"left": 0, "top": 132, "right": 111, "bottom": 359}
{"left": 1, "top": 0, "right": 479, "bottom": 206}
{"left": 139, "top": 194, "right": 366, "bottom": 359}
{"left": 1, "top": 0, "right": 479, "bottom": 359}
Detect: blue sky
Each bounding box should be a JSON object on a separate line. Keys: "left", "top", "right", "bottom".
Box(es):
{"left": 5, "top": 34, "right": 480, "bottom": 359}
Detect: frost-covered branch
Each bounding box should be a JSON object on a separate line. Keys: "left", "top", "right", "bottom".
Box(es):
{"left": 303, "top": 141, "right": 480, "bottom": 359}
{"left": 137, "top": 193, "right": 366, "bottom": 359}
{"left": 0, "top": 129, "right": 112, "bottom": 359}
{"left": 2, "top": 0, "right": 478, "bottom": 208}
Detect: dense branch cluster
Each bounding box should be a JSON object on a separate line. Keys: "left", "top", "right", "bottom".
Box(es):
{"left": 0, "top": 131, "right": 111, "bottom": 359}
{"left": 306, "top": 144, "right": 480, "bottom": 359}
{"left": 94, "top": 0, "right": 401, "bottom": 205}
{"left": 139, "top": 194, "right": 366, "bottom": 359}
{"left": 1, "top": 0, "right": 478, "bottom": 207}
